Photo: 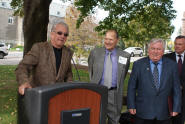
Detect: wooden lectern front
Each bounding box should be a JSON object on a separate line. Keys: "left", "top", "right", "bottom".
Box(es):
{"left": 24, "top": 82, "right": 108, "bottom": 124}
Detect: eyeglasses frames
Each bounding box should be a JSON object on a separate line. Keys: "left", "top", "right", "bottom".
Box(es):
{"left": 54, "top": 31, "right": 68, "bottom": 37}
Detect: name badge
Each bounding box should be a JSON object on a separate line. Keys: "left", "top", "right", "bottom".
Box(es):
{"left": 118, "top": 56, "right": 127, "bottom": 64}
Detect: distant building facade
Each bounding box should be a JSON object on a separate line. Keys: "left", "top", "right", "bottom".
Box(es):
{"left": 182, "top": 11, "right": 185, "bottom": 36}
{"left": 0, "top": 0, "right": 23, "bottom": 45}
{"left": 0, "top": 0, "right": 66, "bottom": 45}
{"left": 47, "top": 2, "right": 66, "bottom": 41}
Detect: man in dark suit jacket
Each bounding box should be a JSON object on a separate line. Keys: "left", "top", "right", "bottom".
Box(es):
{"left": 164, "top": 35, "right": 185, "bottom": 124}
{"left": 88, "top": 30, "right": 130, "bottom": 124}
{"left": 15, "top": 20, "right": 73, "bottom": 124}
{"left": 127, "top": 38, "right": 181, "bottom": 124}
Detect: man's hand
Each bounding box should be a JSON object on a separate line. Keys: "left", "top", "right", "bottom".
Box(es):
{"left": 170, "top": 112, "right": 179, "bottom": 116}
{"left": 129, "top": 109, "right": 136, "bottom": 115}
{"left": 18, "top": 82, "right": 32, "bottom": 95}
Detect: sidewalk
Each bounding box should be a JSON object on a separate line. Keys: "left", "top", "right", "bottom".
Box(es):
{"left": 0, "top": 51, "right": 23, "bottom": 65}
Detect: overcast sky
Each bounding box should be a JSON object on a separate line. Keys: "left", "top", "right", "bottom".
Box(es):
{"left": 171, "top": 0, "right": 185, "bottom": 41}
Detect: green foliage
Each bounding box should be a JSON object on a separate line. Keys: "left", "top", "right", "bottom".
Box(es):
{"left": 71, "top": 45, "right": 90, "bottom": 58}
{"left": 91, "top": 0, "right": 176, "bottom": 47}
{"left": 74, "top": 0, "right": 104, "bottom": 28}
{"left": 72, "top": 67, "right": 89, "bottom": 82}
{"left": 11, "top": 0, "right": 176, "bottom": 48}
{"left": 11, "top": 0, "right": 24, "bottom": 17}
{"left": 10, "top": 45, "right": 24, "bottom": 51}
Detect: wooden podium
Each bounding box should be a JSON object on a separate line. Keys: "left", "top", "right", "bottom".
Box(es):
{"left": 24, "top": 82, "right": 108, "bottom": 124}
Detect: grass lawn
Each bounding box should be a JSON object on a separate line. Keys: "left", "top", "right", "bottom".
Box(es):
{"left": 9, "top": 46, "right": 24, "bottom": 51}
{"left": 0, "top": 65, "right": 17, "bottom": 124}
{"left": 0, "top": 65, "right": 130, "bottom": 124}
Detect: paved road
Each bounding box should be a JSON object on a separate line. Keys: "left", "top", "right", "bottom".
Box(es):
{"left": 0, "top": 51, "right": 23, "bottom": 65}
{"left": 0, "top": 51, "right": 144, "bottom": 65}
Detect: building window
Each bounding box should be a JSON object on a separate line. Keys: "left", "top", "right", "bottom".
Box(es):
{"left": 8, "top": 17, "right": 14, "bottom": 24}
{"left": 1, "top": 2, "right": 6, "bottom": 6}
{"left": 57, "top": 11, "right": 60, "bottom": 15}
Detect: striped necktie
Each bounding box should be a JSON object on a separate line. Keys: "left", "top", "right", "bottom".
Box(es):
{"left": 178, "top": 54, "right": 182, "bottom": 75}
{"left": 153, "top": 62, "right": 159, "bottom": 89}
{"left": 104, "top": 52, "right": 112, "bottom": 89}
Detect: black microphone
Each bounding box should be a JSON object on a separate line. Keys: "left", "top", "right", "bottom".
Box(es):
{"left": 71, "top": 57, "right": 81, "bottom": 81}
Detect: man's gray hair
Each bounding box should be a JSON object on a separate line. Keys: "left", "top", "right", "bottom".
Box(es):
{"left": 148, "top": 38, "right": 165, "bottom": 50}
{"left": 51, "top": 19, "right": 69, "bottom": 34}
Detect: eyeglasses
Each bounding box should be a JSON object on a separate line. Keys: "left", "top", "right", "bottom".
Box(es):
{"left": 54, "top": 31, "right": 68, "bottom": 37}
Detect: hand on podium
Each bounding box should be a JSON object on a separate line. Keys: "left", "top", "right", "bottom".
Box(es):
{"left": 170, "top": 112, "right": 178, "bottom": 117}
{"left": 18, "top": 82, "right": 32, "bottom": 95}
{"left": 129, "top": 109, "right": 136, "bottom": 115}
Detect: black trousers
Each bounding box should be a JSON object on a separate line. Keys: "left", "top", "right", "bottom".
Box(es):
{"left": 135, "top": 116, "right": 170, "bottom": 124}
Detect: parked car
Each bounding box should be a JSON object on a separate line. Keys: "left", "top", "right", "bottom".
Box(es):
{"left": 124, "top": 47, "right": 143, "bottom": 57}
{"left": 0, "top": 43, "right": 9, "bottom": 59}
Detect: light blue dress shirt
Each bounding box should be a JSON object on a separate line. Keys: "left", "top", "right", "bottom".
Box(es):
{"left": 100, "top": 48, "right": 118, "bottom": 87}
{"left": 150, "top": 59, "right": 162, "bottom": 86}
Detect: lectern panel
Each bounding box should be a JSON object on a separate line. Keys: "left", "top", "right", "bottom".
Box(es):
{"left": 61, "top": 108, "right": 90, "bottom": 124}
{"left": 24, "top": 82, "right": 108, "bottom": 124}
{"left": 48, "top": 89, "right": 101, "bottom": 124}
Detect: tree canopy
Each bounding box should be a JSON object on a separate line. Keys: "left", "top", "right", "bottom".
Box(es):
{"left": 75, "top": 0, "right": 176, "bottom": 48}
{"left": 11, "top": 0, "right": 176, "bottom": 53}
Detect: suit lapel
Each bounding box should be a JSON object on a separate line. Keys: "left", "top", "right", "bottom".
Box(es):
{"left": 158, "top": 57, "right": 167, "bottom": 91}
{"left": 117, "top": 49, "right": 124, "bottom": 87}
{"left": 56, "top": 47, "right": 68, "bottom": 80}
{"left": 183, "top": 53, "right": 185, "bottom": 68}
{"left": 182, "top": 53, "right": 185, "bottom": 78}
{"left": 97, "top": 48, "right": 106, "bottom": 83}
{"left": 172, "top": 52, "right": 176, "bottom": 61}
{"left": 145, "top": 57, "right": 158, "bottom": 91}
{"left": 49, "top": 43, "right": 57, "bottom": 77}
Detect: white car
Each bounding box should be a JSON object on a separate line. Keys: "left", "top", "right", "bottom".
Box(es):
{"left": 124, "top": 47, "right": 143, "bottom": 57}
{"left": 0, "top": 43, "right": 9, "bottom": 59}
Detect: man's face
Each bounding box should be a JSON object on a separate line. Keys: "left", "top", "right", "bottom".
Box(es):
{"left": 174, "top": 38, "right": 185, "bottom": 54}
{"left": 104, "top": 32, "right": 118, "bottom": 51}
{"left": 50, "top": 24, "right": 68, "bottom": 48}
{"left": 148, "top": 42, "right": 164, "bottom": 62}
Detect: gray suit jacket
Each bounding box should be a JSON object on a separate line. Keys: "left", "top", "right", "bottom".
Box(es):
{"left": 15, "top": 42, "right": 73, "bottom": 87}
{"left": 88, "top": 47, "right": 130, "bottom": 112}
{"left": 127, "top": 57, "right": 181, "bottom": 120}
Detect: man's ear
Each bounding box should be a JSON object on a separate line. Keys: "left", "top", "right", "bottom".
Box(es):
{"left": 50, "top": 32, "right": 54, "bottom": 39}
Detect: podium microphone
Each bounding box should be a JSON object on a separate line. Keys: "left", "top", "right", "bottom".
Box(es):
{"left": 72, "top": 57, "right": 81, "bottom": 81}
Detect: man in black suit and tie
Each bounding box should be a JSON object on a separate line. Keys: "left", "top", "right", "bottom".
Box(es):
{"left": 127, "top": 38, "right": 181, "bottom": 124}
{"left": 164, "top": 35, "right": 185, "bottom": 124}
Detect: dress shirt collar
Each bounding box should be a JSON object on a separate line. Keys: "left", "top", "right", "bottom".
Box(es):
{"left": 175, "top": 51, "right": 184, "bottom": 63}
{"left": 105, "top": 48, "right": 117, "bottom": 55}
{"left": 149, "top": 58, "right": 162, "bottom": 65}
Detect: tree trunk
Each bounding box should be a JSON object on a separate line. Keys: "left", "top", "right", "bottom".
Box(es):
{"left": 23, "top": 0, "right": 52, "bottom": 55}
{"left": 18, "top": 1, "right": 52, "bottom": 123}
